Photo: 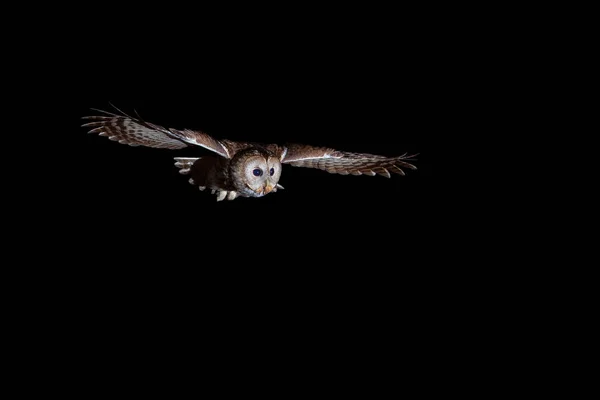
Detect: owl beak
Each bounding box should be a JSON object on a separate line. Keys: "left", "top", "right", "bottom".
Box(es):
{"left": 263, "top": 183, "right": 274, "bottom": 195}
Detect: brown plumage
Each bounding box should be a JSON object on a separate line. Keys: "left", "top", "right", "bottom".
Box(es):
{"left": 82, "top": 108, "right": 417, "bottom": 201}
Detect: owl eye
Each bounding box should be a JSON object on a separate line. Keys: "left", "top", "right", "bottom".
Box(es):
{"left": 253, "top": 168, "right": 263, "bottom": 176}
{"left": 269, "top": 168, "right": 275, "bottom": 176}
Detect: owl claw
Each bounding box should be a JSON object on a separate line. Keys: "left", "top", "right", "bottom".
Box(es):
{"left": 216, "top": 191, "right": 227, "bottom": 201}
{"left": 227, "top": 191, "right": 238, "bottom": 200}
{"left": 213, "top": 190, "right": 239, "bottom": 201}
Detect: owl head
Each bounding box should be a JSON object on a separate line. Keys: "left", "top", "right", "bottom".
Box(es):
{"left": 230, "top": 148, "right": 282, "bottom": 197}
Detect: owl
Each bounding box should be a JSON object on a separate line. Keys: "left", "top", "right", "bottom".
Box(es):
{"left": 82, "top": 109, "right": 417, "bottom": 201}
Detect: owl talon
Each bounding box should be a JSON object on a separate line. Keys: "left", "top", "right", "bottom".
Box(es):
{"left": 227, "top": 191, "right": 238, "bottom": 200}
{"left": 216, "top": 191, "right": 227, "bottom": 201}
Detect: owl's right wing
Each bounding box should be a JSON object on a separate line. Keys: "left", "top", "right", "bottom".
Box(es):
{"left": 81, "top": 109, "right": 230, "bottom": 158}
{"left": 281, "top": 143, "right": 417, "bottom": 177}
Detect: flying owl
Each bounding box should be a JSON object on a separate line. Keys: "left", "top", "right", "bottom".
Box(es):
{"left": 82, "top": 109, "right": 417, "bottom": 201}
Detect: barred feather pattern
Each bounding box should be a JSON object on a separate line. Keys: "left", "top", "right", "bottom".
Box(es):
{"left": 82, "top": 115, "right": 189, "bottom": 149}
{"left": 282, "top": 144, "right": 417, "bottom": 177}
{"left": 81, "top": 111, "right": 230, "bottom": 157}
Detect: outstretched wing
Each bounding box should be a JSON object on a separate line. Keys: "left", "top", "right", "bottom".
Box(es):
{"left": 81, "top": 109, "right": 230, "bottom": 158}
{"left": 281, "top": 143, "right": 417, "bottom": 177}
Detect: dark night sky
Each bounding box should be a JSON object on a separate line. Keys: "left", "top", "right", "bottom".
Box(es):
{"left": 56, "top": 67, "right": 437, "bottom": 272}
{"left": 66, "top": 79, "right": 436, "bottom": 250}
{"left": 54, "top": 73, "right": 447, "bottom": 313}
{"left": 49, "top": 18, "right": 451, "bottom": 262}
{"left": 17, "top": 8, "right": 496, "bottom": 364}
{"left": 37, "top": 7, "right": 465, "bottom": 309}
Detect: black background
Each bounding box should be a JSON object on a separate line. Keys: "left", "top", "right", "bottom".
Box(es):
{"left": 62, "top": 67, "right": 439, "bottom": 269}
{"left": 34, "top": 5, "right": 460, "bottom": 295}
{"left": 7, "top": 5, "right": 531, "bottom": 384}
{"left": 25, "top": 5, "right": 479, "bottom": 356}
{"left": 52, "top": 17, "right": 446, "bottom": 268}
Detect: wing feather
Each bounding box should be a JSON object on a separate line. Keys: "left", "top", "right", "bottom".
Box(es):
{"left": 281, "top": 143, "right": 417, "bottom": 177}
{"left": 81, "top": 109, "right": 230, "bottom": 158}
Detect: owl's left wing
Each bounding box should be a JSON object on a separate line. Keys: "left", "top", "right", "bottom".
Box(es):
{"left": 281, "top": 143, "right": 417, "bottom": 177}
{"left": 81, "top": 109, "right": 230, "bottom": 158}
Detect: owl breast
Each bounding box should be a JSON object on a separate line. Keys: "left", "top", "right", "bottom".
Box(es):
{"left": 190, "top": 157, "right": 231, "bottom": 191}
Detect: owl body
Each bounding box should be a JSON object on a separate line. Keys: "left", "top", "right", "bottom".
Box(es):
{"left": 183, "top": 146, "right": 283, "bottom": 200}
{"left": 188, "top": 156, "right": 229, "bottom": 191}
{"left": 82, "top": 109, "right": 417, "bottom": 201}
